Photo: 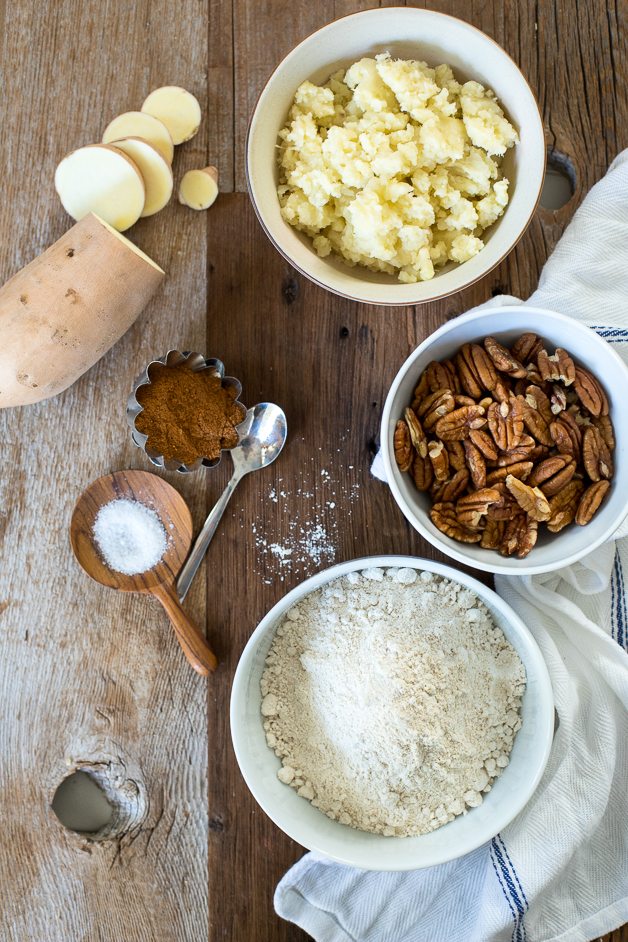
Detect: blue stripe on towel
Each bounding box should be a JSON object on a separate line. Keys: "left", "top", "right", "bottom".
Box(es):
{"left": 613, "top": 552, "right": 627, "bottom": 649}
{"left": 611, "top": 554, "right": 618, "bottom": 643}
{"left": 497, "top": 836, "right": 529, "bottom": 910}
{"left": 490, "top": 837, "right": 527, "bottom": 942}
{"left": 591, "top": 326, "right": 628, "bottom": 342}
{"left": 489, "top": 843, "right": 519, "bottom": 940}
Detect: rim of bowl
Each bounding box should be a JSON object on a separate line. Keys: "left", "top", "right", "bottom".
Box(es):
{"left": 381, "top": 305, "right": 628, "bottom": 575}
{"left": 230, "top": 554, "right": 555, "bottom": 870}
{"left": 245, "top": 7, "right": 547, "bottom": 307}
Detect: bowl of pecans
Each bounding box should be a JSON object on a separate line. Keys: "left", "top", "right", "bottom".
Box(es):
{"left": 381, "top": 305, "right": 628, "bottom": 574}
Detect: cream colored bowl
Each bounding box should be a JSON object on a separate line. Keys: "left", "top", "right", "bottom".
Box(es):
{"left": 381, "top": 306, "right": 628, "bottom": 575}
{"left": 230, "top": 555, "right": 554, "bottom": 871}
{"left": 246, "top": 7, "right": 545, "bottom": 306}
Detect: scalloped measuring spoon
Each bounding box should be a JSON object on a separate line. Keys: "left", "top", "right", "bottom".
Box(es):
{"left": 177, "top": 403, "right": 287, "bottom": 601}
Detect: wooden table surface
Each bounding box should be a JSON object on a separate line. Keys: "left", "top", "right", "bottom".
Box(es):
{"left": 0, "top": 2, "right": 625, "bottom": 940}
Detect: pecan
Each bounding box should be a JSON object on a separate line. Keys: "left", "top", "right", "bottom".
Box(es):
{"left": 517, "top": 396, "right": 553, "bottom": 446}
{"left": 525, "top": 363, "right": 545, "bottom": 386}
{"left": 505, "top": 474, "right": 551, "bottom": 522}
{"left": 443, "top": 359, "right": 461, "bottom": 393}
{"left": 493, "top": 378, "right": 512, "bottom": 402}
{"left": 469, "top": 428, "right": 498, "bottom": 461}
{"left": 500, "top": 513, "right": 538, "bottom": 559}
{"left": 425, "top": 360, "right": 451, "bottom": 394}
{"left": 412, "top": 452, "right": 434, "bottom": 491}
{"left": 432, "top": 468, "right": 470, "bottom": 503}
{"left": 417, "top": 389, "right": 455, "bottom": 430}
{"left": 550, "top": 384, "right": 567, "bottom": 415}
{"left": 511, "top": 332, "right": 543, "bottom": 363}
{"left": 455, "top": 344, "right": 482, "bottom": 398}
{"left": 550, "top": 412, "right": 582, "bottom": 461}
{"left": 456, "top": 488, "right": 501, "bottom": 528}
{"left": 555, "top": 348, "right": 576, "bottom": 385}
{"left": 456, "top": 343, "right": 497, "bottom": 396}
{"left": 582, "top": 426, "right": 613, "bottom": 481}
{"left": 495, "top": 434, "right": 536, "bottom": 466}
{"left": 527, "top": 455, "right": 577, "bottom": 496}
{"left": 393, "top": 420, "right": 413, "bottom": 472}
{"left": 594, "top": 414, "right": 616, "bottom": 451}
{"left": 425, "top": 360, "right": 457, "bottom": 394}
{"left": 471, "top": 345, "right": 499, "bottom": 391}
{"left": 485, "top": 483, "right": 519, "bottom": 521}
{"left": 446, "top": 440, "right": 467, "bottom": 472}
{"left": 486, "top": 461, "right": 533, "bottom": 485}
{"left": 572, "top": 408, "right": 592, "bottom": 428}
{"left": 463, "top": 438, "right": 486, "bottom": 489}
{"left": 537, "top": 347, "right": 576, "bottom": 385}
{"left": 547, "top": 479, "right": 585, "bottom": 533}
{"left": 454, "top": 394, "right": 477, "bottom": 407}
{"left": 487, "top": 400, "right": 523, "bottom": 451}
{"left": 404, "top": 407, "right": 427, "bottom": 457}
{"left": 428, "top": 439, "right": 450, "bottom": 482}
{"left": 412, "top": 371, "right": 430, "bottom": 405}
{"left": 574, "top": 366, "right": 609, "bottom": 417}
{"left": 434, "top": 404, "right": 486, "bottom": 441}
{"left": 575, "top": 480, "right": 611, "bottom": 525}
{"left": 525, "top": 384, "right": 552, "bottom": 423}
{"left": 430, "top": 502, "right": 482, "bottom": 543}
{"left": 481, "top": 518, "right": 505, "bottom": 550}
{"left": 483, "top": 336, "right": 527, "bottom": 377}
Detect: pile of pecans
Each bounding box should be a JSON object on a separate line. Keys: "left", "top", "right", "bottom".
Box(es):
{"left": 394, "top": 333, "right": 615, "bottom": 558}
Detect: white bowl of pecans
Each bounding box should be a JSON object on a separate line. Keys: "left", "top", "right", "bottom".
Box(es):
{"left": 381, "top": 305, "right": 628, "bottom": 575}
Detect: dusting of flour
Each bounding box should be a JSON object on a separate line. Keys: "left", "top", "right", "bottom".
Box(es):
{"left": 261, "top": 567, "right": 526, "bottom": 837}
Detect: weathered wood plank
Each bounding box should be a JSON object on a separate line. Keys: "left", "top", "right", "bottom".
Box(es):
{"left": 0, "top": 0, "right": 626, "bottom": 940}
{"left": 212, "top": 0, "right": 627, "bottom": 939}
{"left": 0, "top": 1, "right": 210, "bottom": 940}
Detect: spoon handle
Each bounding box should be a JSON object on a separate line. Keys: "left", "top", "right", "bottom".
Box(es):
{"left": 176, "top": 472, "right": 240, "bottom": 602}
{"left": 151, "top": 581, "right": 218, "bottom": 675}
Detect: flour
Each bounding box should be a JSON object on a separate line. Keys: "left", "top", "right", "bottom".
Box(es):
{"left": 248, "top": 462, "right": 361, "bottom": 581}
{"left": 261, "top": 567, "right": 526, "bottom": 837}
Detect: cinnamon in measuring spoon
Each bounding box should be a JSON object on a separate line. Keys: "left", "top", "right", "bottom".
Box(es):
{"left": 135, "top": 362, "right": 246, "bottom": 465}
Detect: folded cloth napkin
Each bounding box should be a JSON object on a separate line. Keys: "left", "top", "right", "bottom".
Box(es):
{"left": 275, "top": 151, "right": 628, "bottom": 942}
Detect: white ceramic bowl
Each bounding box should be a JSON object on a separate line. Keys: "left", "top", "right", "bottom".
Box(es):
{"left": 382, "top": 306, "right": 628, "bottom": 575}
{"left": 246, "top": 7, "right": 545, "bottom": 306}
{"left": 230, "top": 555, "right": 554, "bottom": 871}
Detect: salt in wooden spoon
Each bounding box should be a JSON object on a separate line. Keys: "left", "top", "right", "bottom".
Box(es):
{"left": 70, "top": 469, "right": 217, "bottom": 675}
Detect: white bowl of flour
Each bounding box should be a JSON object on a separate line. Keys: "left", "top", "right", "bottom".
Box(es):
{"left": 231, "top": 555, "right": 553, "bottom": 871}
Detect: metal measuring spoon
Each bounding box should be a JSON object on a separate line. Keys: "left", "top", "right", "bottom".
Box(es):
{"left": 176, "top": 403, "right": 288, "bottom": 601}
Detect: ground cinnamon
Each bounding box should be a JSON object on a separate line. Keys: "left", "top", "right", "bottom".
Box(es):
{"left": 135, "top": 362, "right": 245, "bottom": 465}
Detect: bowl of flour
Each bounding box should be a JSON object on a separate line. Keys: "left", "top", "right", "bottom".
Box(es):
{"left": 231, "top": 556, "right": 554, "bottom": 870}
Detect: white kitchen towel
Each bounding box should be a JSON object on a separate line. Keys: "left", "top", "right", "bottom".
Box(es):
{"left": 275, "top": 151, "right": 628, "bottom": 942}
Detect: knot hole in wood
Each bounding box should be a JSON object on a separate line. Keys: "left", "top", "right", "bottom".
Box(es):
{"left": 51, "top": 755, "right": 147, "bottom": 842}
{"left": 540, "top": 148, "right": 577, "bottom": 211}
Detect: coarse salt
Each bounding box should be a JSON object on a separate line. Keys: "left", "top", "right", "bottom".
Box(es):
{"left": 93, "top": 499, "right": 167, "bottom": 575}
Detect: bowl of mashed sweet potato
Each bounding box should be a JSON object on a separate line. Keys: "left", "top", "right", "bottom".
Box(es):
{"left": 246, "top": 7, "right": 545, "bottom": 306}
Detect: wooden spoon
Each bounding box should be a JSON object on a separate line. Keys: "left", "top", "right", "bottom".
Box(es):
{"left": 70, "top": 469, "right": 217, "bottom": 675}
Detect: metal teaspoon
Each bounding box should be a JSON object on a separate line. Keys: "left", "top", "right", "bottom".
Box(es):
{"left": 176, "top": 402, "right": 288, "bottom": 601}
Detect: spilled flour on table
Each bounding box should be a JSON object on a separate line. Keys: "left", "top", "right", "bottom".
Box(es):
{"left": 251, "top": 474, "right": 361, "bottom": 581}
{"left": 231, "top": 435, "right": 362, "bottom": 581}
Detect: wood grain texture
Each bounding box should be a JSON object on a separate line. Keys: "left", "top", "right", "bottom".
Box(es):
{"left": 0, "top": 1, "right": 211, "bottom": 940}
{"left": 0, "top": 0, "right": 625, "bottom": 940}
